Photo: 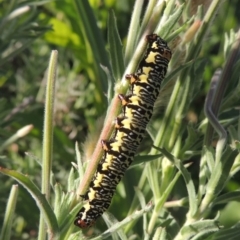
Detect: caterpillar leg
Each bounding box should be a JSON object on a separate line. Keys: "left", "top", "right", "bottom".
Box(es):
{"left": 125, "top": 73, "right": 139, "bottom": 85}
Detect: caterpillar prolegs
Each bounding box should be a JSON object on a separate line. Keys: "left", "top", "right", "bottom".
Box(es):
{"left": 74, "top": 34, "right": 172, "bottom": 228}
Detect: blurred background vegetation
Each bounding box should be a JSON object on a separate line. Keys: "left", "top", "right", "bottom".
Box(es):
{"left": 1, "top": 0, "right": 240, "bottom": 239}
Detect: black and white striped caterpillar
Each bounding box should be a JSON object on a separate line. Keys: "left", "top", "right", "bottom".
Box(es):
{"left": 74, "top": 33, "right": 172, "bottom": 228}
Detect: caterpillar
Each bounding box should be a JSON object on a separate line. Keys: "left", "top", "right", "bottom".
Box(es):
{"left": 74, "top": 33, "right": 172, "bottom": 228}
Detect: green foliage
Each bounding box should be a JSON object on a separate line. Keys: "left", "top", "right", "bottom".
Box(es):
{"left": 1, "top": 0, "right": 240, "bottom": 239}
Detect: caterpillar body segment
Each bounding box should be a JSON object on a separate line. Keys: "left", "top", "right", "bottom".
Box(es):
{"left": 74, "top": 33, "right": 172, "bottom": 228}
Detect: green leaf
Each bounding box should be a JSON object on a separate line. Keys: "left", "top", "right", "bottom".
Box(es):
{"left": 198, "top": 146, "right": 214, "bottom": 202}
{"left": 153, "top": 227, "right": 168, "bottom": 240}
{"left": 157, "top": 3, "right": 185, "bottom": 38}
{"left": 108, "top": 10, "right": 125, "bottom": 82}
{"left": 124, "top": 0, "right": 144, "bottom": 64}
{"left": 155, "top": 171, "right": 182, "bottom": 214}
{"left": 102, "top": 212, "right": 127, "bottom": 240}
{"left": 155, "top": 147, "right": 198, "bottom": 216}
{"left": 59, "top": 195, "right": 81, "bottom": 239}
{"left": 180, "top": 219, "right": 219, "bottom": 240}
{"left": 0, "top": 167, "right": 59, "bottom": 238}
{"left": 73, "top": 0, "right": 110, "bottom": 94}
{"left": 68, "top": 168, "right": 76, "bottom": 193}
{"left": 44, "top": 18, "right": 81, "bottom": 47}
{"left": 91, "top": 204, "right": 153, "bottom": 240}
{"left": 0, "top": 3, "right": 51, "bottom": 67}
{"left": 162, "top": 59, "right": 196, "bottom": 88}
{"left": 188, "top": 58, "right": 207, "bottom": 103}
{"left": 0, "top": 185, "right": 18, "bottom": 240}
{"left": 206, "top": 146, "right": 237, "bottom": 197}
{"left": 191, "top": 230, "right": 217, "bottom": 240}
{"left": 204, "top": 145, "right": 215, "bottom": 174}
{"left": 166, "top": 16, "right": 194, "bottom": 42}
{"left": 181, "top": 125, "right": 202, "bottom": 155}
{"left": 101, "top": 64, "right": 115, "bottom": 104}
{"left": 209, "top": 223, "right": 240, "bottom": 240}
{"left": 213, "top": 191, "right": 240, "bottom": 206}
{"left": 53, "top": 183, "right": 62, "bottom": 222}
{"left": 129, "top": 154, "right": 163, "bottom": 169}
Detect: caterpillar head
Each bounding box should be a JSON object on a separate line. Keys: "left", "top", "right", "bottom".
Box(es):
{"left": 146, "top": 33, "right": 172, "bottom": 62}
{"left": 74, "top": 207, "right": 96, "bottom": 228}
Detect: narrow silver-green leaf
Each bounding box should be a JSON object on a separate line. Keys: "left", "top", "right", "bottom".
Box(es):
{"left": 91, "top": 204, "right": 153, "bottom": 240}
{"left": 108, "top": 10, "right": 125, "bottom": 82}
{"left": 209, "top": 223, "right": 240, "bottom": 240}
{"left": 102, "top": 212, "right": 127, "bottom": 240}
{"left": 42, "top": 50, "right": 58, "bottom": 199}
{"left": 180, "top": 219, "right": 219, "bottom": 240}
{"left": 129, "top": 154, "right": 163, "bottom": 168}
{"left": 0, "top": 185, "right": 18, "bottom": 240}
{"left": 39, "top": 50, "right": 58, "bottom": 240}
{"left": 157, "top": 3, "right": 185, "bottom": 38}
{"left": 153, "top": 227, "right": 167, "bottom": 240}
{"left": 205, "top": 146, "right": 237, "bottom": 197}
{"left": 53, "top": 183, "right": 62, "bottom": 221}
{"left": 73, "top": 0, "right": 110, "bottom": 94}
{"left": 157, "top": 147, "right": 198, "bottom": 216}
{"left": 124, "top": 0, "right": 144, "bottom": 64}
{"left": 147, "top": 171, "right": 181, "bottom": 233}
{"left": 67, "top": 167, "right": 75, "bottom": 192}
{"left": 0, "top": 168, "right": 59, "bottom": 238}
{"left": 59, "top": 201, "right": 83, "bottom": 239}
{"left": 101, "top": 64, "right": 114, "bottom": 104}
{"left": 200, "top": 146, "right": 237, "bottom": 214}
{"left": 181, "top": 126, "right": 201, "bottom": 154}
{"left": 213, "top": 191, "right": 240, "bottom": 206}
